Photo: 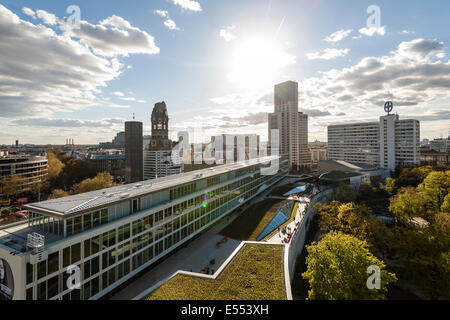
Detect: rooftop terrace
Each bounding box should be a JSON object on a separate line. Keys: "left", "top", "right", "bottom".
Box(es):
{"left": 146, "top": 243, "right": 286, "bottom": 300}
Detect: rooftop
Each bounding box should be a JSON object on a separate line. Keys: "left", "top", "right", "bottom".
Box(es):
{"left": 146, "top": 243, "right": 286, "bottom": 300}
{"left": 25, "top": 156, "right": 279, "bottom": 218}
{"left": 320, "top": 160, "right": 379, "bottom": 171}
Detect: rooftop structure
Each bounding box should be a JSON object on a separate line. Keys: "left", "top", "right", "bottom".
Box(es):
{"left": 0, "top": 155, "right": 287, "bottom": 300}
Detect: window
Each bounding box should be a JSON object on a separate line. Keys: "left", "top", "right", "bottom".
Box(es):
{"left": 84, "top": 239, "right": 91, "bottom": 258}
{"left": 83, "top": 213, "right": 92, "bottom": 230}
{"left": 48, "top": 252, "right": 59, "bottom": 275}
{"left": 63, "top": 247, "right": 70, "bottom": 268}
{"left": 71, "top": 243, "right": 81, "bottom": 264}
{"left": 73, "top": 216, "right": 82, "bottom": 234}
{"left": 93, "top": 211, "right": 100, "bottom": 227}
{"left": 100, "top": 209, "right": 108, "bottom": 225}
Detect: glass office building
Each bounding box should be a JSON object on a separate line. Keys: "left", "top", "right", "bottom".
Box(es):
{"left": 0, "top": 156, "right": 287, "bottom": 300}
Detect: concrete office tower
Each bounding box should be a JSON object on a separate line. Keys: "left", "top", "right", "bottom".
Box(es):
{"left": 328, "top": 113, "right": 420, "bottom": 171}
{"left": 144, "top": 102, "right": 183, "bottom": 180}
{"left": 125, "top": 121, "right": 143, "bottom": 183}
{"left": 268, "top": 81, "right": 311, "bottom": 171}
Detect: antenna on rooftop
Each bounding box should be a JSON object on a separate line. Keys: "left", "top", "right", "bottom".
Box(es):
{"left": 133, "top": 112, "right": 135, "bottom": 120}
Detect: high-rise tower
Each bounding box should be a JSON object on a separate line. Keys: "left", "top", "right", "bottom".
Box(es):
{"left": 125, "top": 120, "right": 143, "bottom": 183}
{"left": 268, "top": 81, "right": 311, "bottom": 171}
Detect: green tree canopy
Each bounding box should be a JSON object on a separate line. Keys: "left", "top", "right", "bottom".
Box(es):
{"left": 380, "top": 177, "right": 397, "bottom": 196}
{"left": 302, "top": 231, "right": 397, "bottom": 300}
{"left": 0, "top": 175, "right": 24, "bottom": 199}
{"left": 441, "top": 193, "right": 450, "bottom": 213}
{"left": 389, "top": 187, "right": 430, "bottom": 225}
{"left": 316, "top": 201, "right": 394, "bottom": 259}
{"left": 47, "top": 150, "right": 65, "bottom": 179}
{"left": 397, "top": 166, "right": 433, "bottom": 188}
{"left": 334, "top": 183, "right": 357, "bottom": 203}
{"left": 48, "top": 189, "right": 70, "bottom": 199}
{"left": 418, "top": 171, "right": 450, "bottom": 211}
{"left": 72, "top": 172, "right": 116, "bottom": 194}
{"left": 393, "top": 212, "right": 450, "bottom": 299}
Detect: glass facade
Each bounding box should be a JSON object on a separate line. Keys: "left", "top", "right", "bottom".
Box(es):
{"left": 24, "top": 160, "right": 287, "bottom": 300}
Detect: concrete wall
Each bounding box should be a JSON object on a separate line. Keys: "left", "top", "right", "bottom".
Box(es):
{"left": 286, "top": 189, "right": 333, "bottom": 283}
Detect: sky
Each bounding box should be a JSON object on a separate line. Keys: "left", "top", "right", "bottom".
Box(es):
{"left": 0, "top": 0, "right": 449, "bottom": 145}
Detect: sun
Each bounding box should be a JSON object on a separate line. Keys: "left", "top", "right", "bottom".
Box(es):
{"left": 227, "top": 36, "right": 296, "bottom": 91}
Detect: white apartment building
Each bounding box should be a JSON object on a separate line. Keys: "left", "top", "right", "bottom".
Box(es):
{"left": 328, "top": 114, "right": 420, "bottom": 171}
{"left": 268, "top": 81, "right": 311, "bottom": 171}
{"left": 143, "top": 150, "right": 183, "bottom": 180}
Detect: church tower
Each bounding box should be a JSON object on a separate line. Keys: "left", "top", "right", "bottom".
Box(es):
{"left": 149, "top": 101, "right": 170, "bottom": 150}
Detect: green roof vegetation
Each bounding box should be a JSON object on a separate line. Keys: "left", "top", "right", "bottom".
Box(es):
{"left": 219, "top": 198, "right": 289, "bottom": 241}
{"left": 146, "top": 244, "right": 286, "bottom": 300}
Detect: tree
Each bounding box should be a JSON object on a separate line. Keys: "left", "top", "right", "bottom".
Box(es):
{"left": 380, "top": 177, "right": 397, "bottom": 196}
{"left": 418, "top": 171, "right": 450, "bottom": 211}
{"left": 317, "top": 201, "right": 393, "bottom": 259}
{"left": 48, "top": 189, "right": 70, "bottom": 199}
{"left": 397, "top": 166, "right": 433, "bottom": 188}
{"left": 393, "top": 213, "right": 450, "bottom": 299}
{"left": 302, "top": 231, "right": 397, "bottom": 300}
{"left": 334, "top": 183, "right": 357, "bottom": 203}
{"left": 47, "top": 150, "right": 65, "bottom": 179}
{"left": 72, "top": 172, "right": 116, "bottom": 194}
{"left": 389, "top": 187, "right": 430, "bottom": 225}
{"left": 441, "top": 193, "right": 450, "bottom": 213}
{"left": 0, "top": 175, "right": 24, "bottom": 199}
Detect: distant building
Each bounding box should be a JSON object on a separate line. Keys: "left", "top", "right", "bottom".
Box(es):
{"left": 0, "top": 153, "right": 48, "bottom": 196}
{"left": 430, "top": 137, "right": 449, "bottom": 152}
{"left": 421, "top": 150, "right": 449, "bottom": 168}
{"left": 268, "top": 81, "right": 311, "bottom": 171}
{"left": 309, "top": 146, "right": 327, "bottom": 168}
{"left": 99, "top": 132, "right": 125, "bottom": 149}
{"left": 210, "top": 134, "right": 260, "bottom": 164}
{"left": 87, "top": 150, "right": 126, "bottom": 182}
{"left": 144, "top": 102, "right": 183, "bottom": 180}
{"left": 125, "top": 121, "right": 143, "bottom": 183}
{"left": 328, "top": 112, "right": 420, "bottom": 171}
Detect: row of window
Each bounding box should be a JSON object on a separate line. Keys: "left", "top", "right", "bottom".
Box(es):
{"left": 26, "top": 171, "right": 281, "bottom": 299}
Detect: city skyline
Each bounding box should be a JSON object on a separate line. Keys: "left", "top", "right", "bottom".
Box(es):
{"left": 0, "top": 0, "right": 449, "bottom": 145}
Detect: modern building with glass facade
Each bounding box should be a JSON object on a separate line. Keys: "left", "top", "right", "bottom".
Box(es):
{"left": 0, "top": 156, "right": 287, "bottom": 300}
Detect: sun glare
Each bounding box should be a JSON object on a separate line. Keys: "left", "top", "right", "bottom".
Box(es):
{"left": 227, "top": 37, "right": 296, "bottom": 91}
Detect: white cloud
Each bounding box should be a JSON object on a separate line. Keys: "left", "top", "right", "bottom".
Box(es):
{"left": 306, "top": 48, "right": 350, "bottom": 60}
{"left": 12, "top": 117, "right": 125, "bottom": 128}
{"left": 395, "top": 38, "right": 444, "bottom": 60}
{"left": 61, "top": 15, "right": 160, "bottom": 57}
{"left": 0, "top": 4, "right": 159, "bottom": 122}
{"left": 154, "top": 10, "right": 168, "bottom": 18}
{"left": 113, "top": 91, "right": 125, "bottom": 97}
{"left": 220, "top": 25, "right": 237, "bottom": 42}
{"left": 323, "top": 29, "right": 353, "bottom": 43}
{"left": 359, "top": 26, "right": 386, "bottom": 36}
{"left": 100, "top": 15, "right": 132, "bottom": 29}
{"left": 171, "top": 0, "right": 202, "bottom": 12}
{"left": 164, "top": 19, "right": 180, "bottom": 30}
{"left": 36, "top": 9, "right": 58, "bottom": 25}
{"left": 154, "top": 10, "right": 181, "bottom": 31}
{"left": 22, "top": 7, "right": 35, "bottom": 18}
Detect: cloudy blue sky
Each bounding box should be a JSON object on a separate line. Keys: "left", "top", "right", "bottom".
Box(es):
{"left": 0, "top": 0, "right": 449, "bottom": 144}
